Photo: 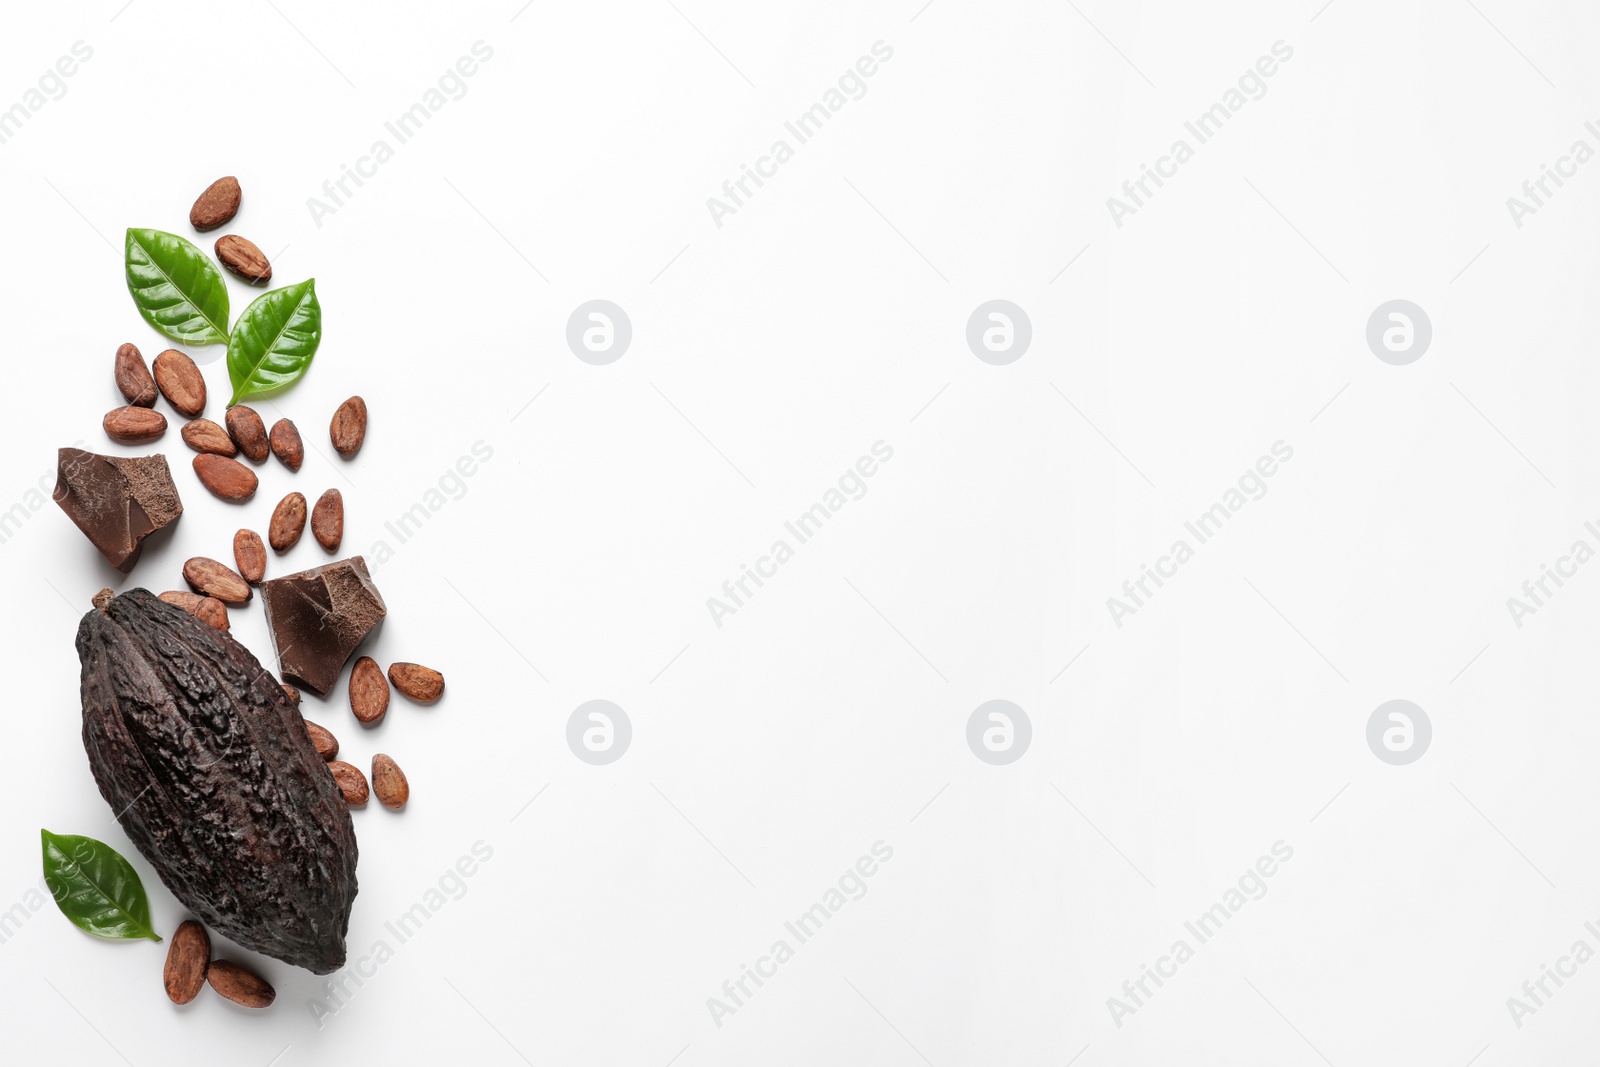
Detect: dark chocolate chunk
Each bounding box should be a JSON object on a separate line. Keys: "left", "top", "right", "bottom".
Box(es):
{"left": 54, "top": 448, "right": 183, "bottom": 572}
{"left": 259, "top": 556, "right": 386, "bottom": 697}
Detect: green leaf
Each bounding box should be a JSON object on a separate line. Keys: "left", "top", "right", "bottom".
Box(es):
{"left": 124, "top": 228, "right": 230, "bottom": 345}
{"left": 226, "top": 278, "right": 321, "bottom": 405}
{"left": 40, "top": 829, "right": 162, "bottom": 942}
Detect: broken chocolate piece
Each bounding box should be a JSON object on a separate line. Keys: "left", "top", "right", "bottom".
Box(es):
{"left": 54, "top": 448, "right": 183, "bottom": 572}
{"left": 259, "top": 556, "right": 386, "bottom": 698}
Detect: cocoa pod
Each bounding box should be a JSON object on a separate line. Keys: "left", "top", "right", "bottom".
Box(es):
{"left": 372, "top": 754, "right": 409, "bottom": 810}
{"left": 190, "top": 176, "right": 241, "bottom": 232}
{"left": 233, "top": 529, "right": 267, "bottom": 584}
{"left": 193, "top": 454, "right": 258, "bottom": 501}
{"left": 328, "top": 760, "right": 369, "bottom": 806}
{"left": 115, "top": 343, "right": 157, "bottom": 407}
{"left": 164, "top": 919, "right": 210, "bottom": 1005}
{"left": 183, "top": 557, "right": 251, "bottom": 604}
{"left": 269, "top": 492, "right": 307, "bottom": 551}
{"left": 348, "top": 656, "right": 389, "bottom": 725}
{"left": 206, "top": 959, "right": 275, "bottom": 1008}
{"left": 153, "top": 350, "right": 206, "bottom": 417}
{"left": 269, "top": 419, "right": 304, "bottom": 471}
{"left": 181, "top": 418, "right": 237, "bottom": 457}
{"left": 225, "top": 406, "right": 269, "bottom": 462}
{"left": 387, "top": 663, "right": 444, "bottom": 703}
{"left": 78, "top": 590, "right": 357, "bottom": 973}
{"left": 103, "top": 406, "right": 167, "bottom": 444}
{"left": 158, "top": 590, "right": 230, "bottom": 632}
{"left": 329, "top": 397, "right": 367, "bottom": 457}
{"left": 305, "top": 720, "right": 338, "bottom": 761}
{"left": 311, "top": 489, "right": 343, "bottom": 551}
{"left": 215, "top": 234, "right": 271, "bottom": 283}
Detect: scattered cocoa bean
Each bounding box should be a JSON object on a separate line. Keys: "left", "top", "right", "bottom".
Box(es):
{"left": 190, "top": 176, "right": 241, "bottom": 232}
{"left": 103, "top": 406, "right": 166, "bottom": 444}
{"left": 158, "top": 590, "right": 230, "bottom": 631}
{"left": 206, "top": 959, "right": 274, "bottom": 1008}
{"left": 92, "top": 587, "right": 114, "bottom": 610}
{"left": 183, "top": 557, "right": 251, "bottom": 604}
{"left": 348, "top": 656, "right": 389, "bottom": 725}
{"left": 329, "top": 396, "right": 367, "bottom": 457}
{"left": 193, "top": 454, "right": 258, "bottom": 501}
{"left": 282, "top": 683, "right": 301, "bottom": 706}
{"left": 269, "top": 418, "right": 303, "bottom": 471}
{"left": 153, "top": 350, "right": 206, "bottom": 417}
{"left": 311, "top": 488, "right": 343, "bottom": 551}
{"left": 225, "top": 406, "right": 269, "bottom": 462}
{"left": 115, "top": 343, "right": 157, "bottom": 407}
{"left": 304, "top": 720, "right": 339, "bottom": 761}
{"left": 233, "top": 529, "right": 267, "bottom": 584}
{"left": 372, "top": 754, "right": 409, "bottom": 810}
{"left": 268, "top": 492, "right": 307, "bottom": 551}
{"left": 164, "top": 919, "right": 210, "bottom": 1005}
{"left": 181, "top": 418, "right": 237, "bottom": 457}
{"left": 215, "top": 234, "right": 271, "bottom": 283}
{"left": 388, "top": 663, "right": 444, "bottom": 703}
{"left": 328, "top": 760, "right": 369, "bottom": 806}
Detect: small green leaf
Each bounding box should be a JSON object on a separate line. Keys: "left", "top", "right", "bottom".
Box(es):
{"left": 124, "top": 228, "right": 230, "bottom": 345}
{"left": 41, "top": 829, "right": 161, "bottom": 942}
{"left": 226, "top": 278, "right": 321, "bottom": 405}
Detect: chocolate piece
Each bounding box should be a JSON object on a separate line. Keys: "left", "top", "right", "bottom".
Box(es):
{"left": 54, "top": 448, "right": 182, "bottom": 572}
{"left": 259, "top": 556, "right": 386, "bottom": 697}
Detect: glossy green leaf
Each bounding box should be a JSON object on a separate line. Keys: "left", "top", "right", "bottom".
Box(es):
{"left": 40, "top": 830, "right": 161, "bottom": 942}
{"left": 124, "top": 228, "right": 230, "bottom": 345}
{"left": 226, "top": 278, "right": 321, "bottom": 405}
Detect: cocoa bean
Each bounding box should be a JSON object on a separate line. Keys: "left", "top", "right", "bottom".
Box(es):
{"left": 372, "top": 754, "right": 409, "bottom": 810}
{"left": 233, "top": 529, "right": 267, "bottom": 584}
{"left": 269, "top": 419, "right": 303, "bottom": 471}
{"left": 115, "top": 343, "right": 157, "bottom": 407}
{"left": 305, "top": 720, "right": 339, "bottom": 761}
{"left": 164, "top": 919, "right": 210, "bottom": 1005}
{"left": 181, "top": 418, "right": 237, "bottom": 456}
{"left": 103, "top": 406, "right": 166, "bottom": 444}
{"left": 182, "top": 557, "right": 251, "bottom": 604}
{"left": 190, "top": 176, "right": 241, "bottom": 232}
{"left": 215, "top": 234, "right": 271, "bottom": 283}
{"left": 348, "top": 656, "right": 388, "bottom": 725}
{"left": 328, "top": 760, "right": 369, "bottom": 806}
{"left": 268, "top": 492, "right": 307, "bottom": 551}
{"left": 206, "top": 959, "right": 274, "bottom": 1008}
{"left": 153, "top": 350, "right": 206, "bottom": 417}
{"left": 193, "top": 454, "right": 258, "bottom": 501}
{"left": 311, "top": 488, "right": 343, "bottom": 551}
{"left": 329, "top": 396, "right": 366, "bottom": 457}
{"left": 225, "top": 406, "right": 269, "bottom": 462}
{"left": 387, "top": 662, "right": 444, "bottom": 703}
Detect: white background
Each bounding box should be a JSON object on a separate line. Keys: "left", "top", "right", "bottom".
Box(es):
{"left": 1, "top": 0, "right": 1597, "bottom": 1064}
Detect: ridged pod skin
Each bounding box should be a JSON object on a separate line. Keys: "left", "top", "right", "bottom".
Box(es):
{"left": 77, "top": 589, "right": 357, "bottom": 973}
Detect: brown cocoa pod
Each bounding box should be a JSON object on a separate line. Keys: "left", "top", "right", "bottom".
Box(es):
{"left": 305, "top": 720, "right": 339, "bottom": 761}
{"left": 79, "top": 590, "right": 357, "bottom": 974}
{"left": 153, "top": 350, "right": 206, "bottom": 417}
{"left": 282, "top": 683, "right": 301, "bottom": 706}
{"left": 181, "top": 418, "right": 237, "bottom": 457}
{"left": 225, "top": 406, "right": 269, "bottom": 462}
{"left": 371, "top": 754, "right": 409, "bottom": 810}
{"left": 387, "top": 663, "right": 444, "bottom": 703}
{"left": 164, "top": 919, "right": 211, "bottom": 1005}
{"left": 190, "top": 176, "right": 241, "bottom": 232}
{"left": 158, "top": 590, "right": 231, "bottom": 632}
{"left": 233, "top": 529, "right": 267, "bottom": 584}
{"left": 330, "top": 396, "right": 367, "bottom": 457}
{"left": 268, "top": 492, "right": 307, "bottom": 551}
{"left": 103, "top": 406, "right": 167, "bottom": 444}
{"left": 311, "top": 489, "right": 343, "bottom": 551}
{"left": 348, "top": 656, "right": 388, "bottom": 725}
{"left": 215, "top": 234, "right": 271, "bottom": 283}
{"left": 115, "top": 343, "right": 157, "bottom": 407}
{"left": 328, "top": 760, "right": 369, "bottom": 806}
{"left": 183, "top": 557, "right": 251, "bottom": 604}
{"left": 269, "top": 419, "right": 304, "bottom": 471}
{"left": 193, "top": 454, "right": 258, "bottom": 501}
{"left": 206, "top": 959, "right": 274, "bottom": 1008}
